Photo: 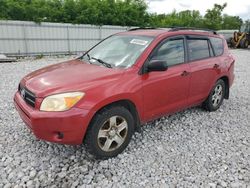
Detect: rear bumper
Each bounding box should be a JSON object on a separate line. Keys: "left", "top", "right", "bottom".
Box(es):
{"left": 14, "top": 92, "right": 95, "bottom": 145}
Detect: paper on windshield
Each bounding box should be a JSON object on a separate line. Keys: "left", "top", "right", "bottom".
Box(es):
{"left": 130, "top": 39, "right": 149, "bottom": 46}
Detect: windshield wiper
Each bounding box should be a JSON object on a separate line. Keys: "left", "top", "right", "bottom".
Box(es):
{"left": 91, "top": 57, "right": 112, "bottom": 68}
{"left": 79, "top": 52, "right": 92, "bottom": 64}
{"left": 82, "top": 53, "right": 112, "bottom": 68}
{"left": 86, "top": 53, "right": 91, "bottom": 60}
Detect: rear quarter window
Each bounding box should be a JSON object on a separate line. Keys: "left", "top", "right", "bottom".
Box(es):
{"left": 210, "top": 37, "right": 224, "bottom": 56}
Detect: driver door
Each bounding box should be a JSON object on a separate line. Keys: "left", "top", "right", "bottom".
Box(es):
{"left": 141, "top": 36, "right": 191, "bottom": 121}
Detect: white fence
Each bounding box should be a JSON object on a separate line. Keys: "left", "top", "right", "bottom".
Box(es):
{"left": 0, "top": 20, "right": 129, "bottom": 56}
{"left": 0, "top": 20, "right": 237, "bottom": 56}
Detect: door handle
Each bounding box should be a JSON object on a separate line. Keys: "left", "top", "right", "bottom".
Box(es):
{"left": 181, "top": 71, "right": 190, "bottom": 76}
{"left": 214, "top": 64, "right": 220, "bottom": 69}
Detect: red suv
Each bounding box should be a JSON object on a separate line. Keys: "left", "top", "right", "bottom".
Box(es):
{"left": 14, "top": 28, "right": 235, "bottom": 158}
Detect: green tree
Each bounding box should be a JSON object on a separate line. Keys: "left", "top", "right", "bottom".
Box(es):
{"left": 62, "top": 0, "right": 77, "bottom": 23}
{"left": 148, "top": 10, "right": 203, "bottom": 28}
{"left": 222, "top": 14, "right": 242, "bottom": 30}
{"left": 0, "top": 0, "right": 8, "bottom": 19}
{"left": 204, "top": 3, "right": 227, "bottom": 30}
{"left": 0, "top": 0, "right": 244, "bottom": 30}
{"left": 177, "top": 10, "right": 203, "bottom": 28}
{"left": 44, "top": 0, "right": 64, "bottom": 22}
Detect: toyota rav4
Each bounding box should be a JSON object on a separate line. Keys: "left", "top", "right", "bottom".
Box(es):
{"left": 14, "top": 28, "right": 235, "bottom": 158}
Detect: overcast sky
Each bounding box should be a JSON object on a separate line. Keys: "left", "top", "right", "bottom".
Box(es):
{"left": 146, "top": 0, "right": 250, "bottom": 20}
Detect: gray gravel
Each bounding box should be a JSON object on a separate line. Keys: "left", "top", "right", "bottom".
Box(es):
{"left": 0, "top": 50, "right": 250, "bottom": 187}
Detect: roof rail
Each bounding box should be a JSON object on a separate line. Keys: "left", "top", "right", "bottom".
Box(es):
{"left": 169, "top": 27, "right": 217, "bottom": 34}
{"left": 128, "top": 27, "right": 159, "bottom": 31}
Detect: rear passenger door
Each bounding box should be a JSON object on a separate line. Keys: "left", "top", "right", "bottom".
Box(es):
{"left": 187, "top": 36, "right": 222, "bottom": 106}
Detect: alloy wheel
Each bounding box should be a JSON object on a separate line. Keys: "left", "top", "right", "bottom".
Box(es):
{"left": 211, "top": 84, "right": 223, "bottom": 107}
{"left": 97, "top": 116, "right": 128, "bottom": 152}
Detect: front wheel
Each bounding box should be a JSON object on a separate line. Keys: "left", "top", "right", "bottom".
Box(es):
{"left": 84, "top": 106, "right": 134, "bottom": 159}
{"left": 203, "top": 79, "right": 225, "bottom": 111}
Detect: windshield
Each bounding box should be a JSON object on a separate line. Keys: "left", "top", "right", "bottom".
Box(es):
{"left": 240, "top": 23, "right": 250, "bottom": 33}
{"left": 82, "top": 35, "right": 154, "bottom": 68}
{"left": 240, "top": 24, "right": 247, "bottom": 32}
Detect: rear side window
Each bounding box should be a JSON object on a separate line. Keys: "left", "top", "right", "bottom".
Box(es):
{"left": 187, "top": 39, "right": 210, "bottom": 61}
{"left": 210, "top": 37, "right": 224, "bottom": 56}
{"left": 151, "top": 39, "right": 185, "bottom": 66}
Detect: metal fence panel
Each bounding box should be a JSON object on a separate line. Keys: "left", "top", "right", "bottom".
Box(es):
{"left": 1, "top": 20, "right": 236, "bottom": 56}
{"left": 26, "top": 26, "right": 68, "bottom": 39}
{"left": 1, "top": 40, "right": 26, "bottom": 54}
{"left": 0, "top": 20, "right": 128, "bottom": 56}
{"left": 101, "top": 25, "right": 128, "bottom": 39}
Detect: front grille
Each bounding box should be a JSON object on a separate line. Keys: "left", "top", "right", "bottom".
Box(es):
{"left": 18, "top": 84, "right": 36, "bottom": 108}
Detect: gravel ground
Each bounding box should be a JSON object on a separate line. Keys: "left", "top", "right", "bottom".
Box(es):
{"left": 0, "top": 50, "right": 250, "bottom": 188}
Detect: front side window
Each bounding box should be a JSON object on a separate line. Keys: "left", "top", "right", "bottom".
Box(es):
{"left": 150, "top": 39, "right": 185, "bottom": 67}
{"left": 188, "top": 39, "right": 210, "bottom": 61}
{"left": 82, "top": 35, "right": 154, "bottom": 68}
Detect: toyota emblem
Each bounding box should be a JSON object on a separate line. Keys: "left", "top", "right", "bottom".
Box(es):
{"left": 21, "top": 89, "right": 25, "bottom": 99}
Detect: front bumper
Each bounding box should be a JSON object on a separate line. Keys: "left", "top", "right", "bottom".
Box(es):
{"left": 14, "top": 92, "right": 95, "bottom": 145}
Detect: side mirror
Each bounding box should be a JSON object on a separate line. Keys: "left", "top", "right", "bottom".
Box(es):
{"left": 147, "top": 60, "right": 168, "bottom": 72}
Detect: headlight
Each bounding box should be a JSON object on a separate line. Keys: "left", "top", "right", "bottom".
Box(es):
{"left": 40, "top": 92, "right": 85, "bottom": 112}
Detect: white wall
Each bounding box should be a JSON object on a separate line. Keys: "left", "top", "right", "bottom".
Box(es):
{"left": 0, "top": 20, "right": 129, "bottom": 56}
{"left": 0, "top": 20, "right": 236, "bottom": 56}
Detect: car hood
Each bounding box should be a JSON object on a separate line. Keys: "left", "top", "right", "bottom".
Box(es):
{"left": 21, "top": 59, "right": 125, "bottom": 97}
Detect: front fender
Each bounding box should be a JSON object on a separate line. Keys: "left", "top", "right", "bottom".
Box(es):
{"left": 78, "top": 92, "right": 144, "bottom": 123}
{"left": 76, "top": 69, "right": 144, "bottom": 122}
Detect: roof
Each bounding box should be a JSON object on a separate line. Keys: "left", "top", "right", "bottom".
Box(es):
{"left": 119, "top": 29, "right": 167, "bottom": 37}
{"left": 118, "top": 28, "right": 219, "bottom": 38}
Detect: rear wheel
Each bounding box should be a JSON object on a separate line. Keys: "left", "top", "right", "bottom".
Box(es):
{"left": 240, "top": 39, "right": 249, "bottom": 48}
{"left": 203, "top": 79, "right": 225, "bottom": 111}
{"left": 84, "top": 106, "right": 134, "bottom": 159}
{"left": 244, "top": 40, "right": 249, "bottom": 48}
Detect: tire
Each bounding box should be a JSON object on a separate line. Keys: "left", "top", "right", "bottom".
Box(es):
{"left": 244, "top": 40, "right": 249, "bottom": 48}
{"left": 239, "top": 39, "right": 248, "bottom": 48}
{"left": 84, "top": 106, "right": 134, "bottom": 159}
{"left": 203, "top": 79, "right": 226, "bottom": 112}
{"left": 229, "top": 37, "right": 236, "bottom": 48}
